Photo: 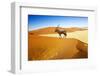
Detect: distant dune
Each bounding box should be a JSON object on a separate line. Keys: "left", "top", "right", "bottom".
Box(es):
{"left": 28, "top": 27, "right": 88, "bottom": 60}
{"left": 29, "top": 27, "right": 87, "bottom": 35}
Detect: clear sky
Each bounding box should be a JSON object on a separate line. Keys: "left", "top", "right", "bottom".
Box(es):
{"left": 28, "top": 15, "right": 88, "bottom": 31}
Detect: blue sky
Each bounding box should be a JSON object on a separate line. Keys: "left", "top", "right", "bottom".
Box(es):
{"left": 28, "top": 15, "right": 88, "bottom": 31}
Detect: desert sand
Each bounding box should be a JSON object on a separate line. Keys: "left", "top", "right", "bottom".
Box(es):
{"left": 28, "top": 27, "right": 88, "bottom": 61}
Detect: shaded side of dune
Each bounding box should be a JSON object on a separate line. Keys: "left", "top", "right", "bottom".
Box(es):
{"left": 72, "top": 40, "right": 88, "bottom": 58}
{"left": 28, "top": 34, "right": 88, "bottom": 61}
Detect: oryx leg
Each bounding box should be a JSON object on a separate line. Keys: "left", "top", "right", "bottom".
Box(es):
{"left": 64, "top": 33, "right": 67, "bottom": 38}
{"left": 59, "top": 34, "right": 62, "bottom": 38}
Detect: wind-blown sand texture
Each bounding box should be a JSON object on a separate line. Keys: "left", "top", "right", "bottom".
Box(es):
{"left": 28, "top": 27, "right": 88, "bottom": 60}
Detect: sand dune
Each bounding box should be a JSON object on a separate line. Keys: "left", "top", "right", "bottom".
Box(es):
{"left": 28, "top": 35, "right": 88, "bottom": 60}
{"left": 40, "top": 30, "right": 88, "bottom": 43}
{"left": 28, "top": 27, "right": 88, "bottom": 60}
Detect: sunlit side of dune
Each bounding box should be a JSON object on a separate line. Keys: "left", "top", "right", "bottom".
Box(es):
{"left": 40, "top": 30, "right": 88, "bottom": 43}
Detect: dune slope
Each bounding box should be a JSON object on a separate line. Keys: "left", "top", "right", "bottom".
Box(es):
{"left": 28, "top": 35, "right": 88, "bottom": 60}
